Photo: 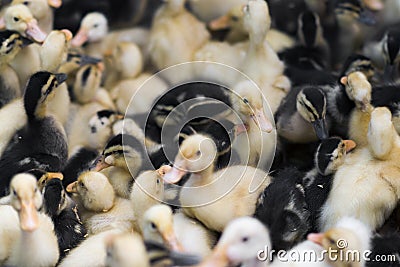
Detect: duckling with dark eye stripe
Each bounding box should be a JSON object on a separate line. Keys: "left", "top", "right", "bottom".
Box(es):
{"left": 0, "top": 71, "right": 68, "bottom": 197}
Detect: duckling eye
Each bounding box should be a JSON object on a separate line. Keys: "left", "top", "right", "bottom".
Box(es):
{"left": 241, "top": 236, "right": 249, "bottom": 243}
{"left": 243, "top": 98, "right": 249, "bottom": 104}
{"left": 23, "top": 1, "right": 29, "bottom": 5}
{"left": 13, "top": 17, "right": 19, "bottom": 22}
{"left": 150, "top": 222, "right": 157, "bottom": 230}
{"left": 196, "top": 150, "right": 201, "bottom": 156}
{"left": 231, "top": 15, "right": 239, "bottom": 22}
{"left": 80, "top": 182, "right": 85, "bottom": 187}
{"left": 93, "top": 23, "right": 99, "bottom": 28}
{"left": 328, "top": 238, "right": 335, "bottom": 245}
{"left": 12, "top": 189, "right": 17, "bottom": 195}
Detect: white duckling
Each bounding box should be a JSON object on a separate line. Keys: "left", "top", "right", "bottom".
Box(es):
{"left": 239, "top": 0, "right": 290, "bottom": 113}
{"left": 163, "top": 134, "right": 272, "bottom": 232}
{"left": 0, "top": 173, "right": 59, "bottom": 267}
{"left": 188, "top": 0, "right": 247, "bottom": 22}
{"left": 11, "top": 0, "right": 62, "bottom": 34}
{"left": 66, "top": 171, "right": 136, "bottom": 235}
{"left": 70, "top": 12, "right": 149, "bottom": 59}
{"left": 320, "top": 107, "right": 400, "bottom": 231}
{"left": 107, "top": 42, "right": 168, "bottom": 115}
{"left": 141, "top": 204, "right": 216, "bottom": 257}
{"left": 148, "top": 0, "right": 210, "bottom": 83}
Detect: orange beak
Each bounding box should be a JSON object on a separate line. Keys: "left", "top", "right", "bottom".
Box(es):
{"left": 47, "top": 0, "right": 62, "bottom": 8}
{"left": 162, "top": 227, "right": 185, "bottom": 252}
{"left": 20, "top": 199, "right": 39, "bottom": 232}
{"left": 162, "top": 163, "right": 187, "bottom": 184}
{"left": 209, "top": 15, "right": 230, "bottom": 30}
{"left": 61, "top": 29, "right": 73, "bottom": 41}
{"left": 343, "top": 140, "right": 356, "bottom": 153}
{"left": 92, "top": 156, "right": 111, "bottom": 172}
{"left": 71, "top": 28, "right": 89, "bottom": 47}
{"left": 26, "top": 19, "right": 47, "bottom": 43}
{"left": 251, "top": 108, "right": 273, "bottom": 133}
{"left": 66, "top": 181, "right": 78, "bottom": 193}
{"left": 198, "top": 244, "right": 230, "bottom": 267}
{"left": 307, "top": 233, "right": 325, "bottom": 246}
{"left": 47, "top": 172, "right": 64, "bottom": 180}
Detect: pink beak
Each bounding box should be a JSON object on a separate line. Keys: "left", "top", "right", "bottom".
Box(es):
{"left": 25, "top": 19, "right": 47, "bottom": 43}
{"left": 307, "top": 233, "right": 324, "bottom": 246}
{"left": 251, "top": 109, "right": 273, "bottom": 133}
{"left": 71, "top": 28, "right": 88, "bottom": 47}
{"left": 163, "top": 164, "right": 187, "bottom": 184}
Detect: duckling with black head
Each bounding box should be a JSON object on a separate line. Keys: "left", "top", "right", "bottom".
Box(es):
{"left": 0, "top": 71, "right": 68, "bottom": 197}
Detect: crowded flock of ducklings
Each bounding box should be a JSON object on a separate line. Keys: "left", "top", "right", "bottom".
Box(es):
{"left": 0, "top": 0, "right": 400, "bottom": 266}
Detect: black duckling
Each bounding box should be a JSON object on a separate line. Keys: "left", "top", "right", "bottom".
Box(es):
{"left": 382, "top": 28, "right": 400, "bottom": 83}
{"left": 267, "top": 0, "right": 307, "bottom": 36}
{"left": 254, "top": 167, "right": 310, "bottom": 251}
{"left": 42, "top": 178, "right": 87, "bottom": 260}
{"left": 341, "top": 54, "right": 377, "bottom": 81}
{"left": 0, "top": 71, "right": 68, "bottom": 197}
{"left": 0, "top": 30, "right": 33, "bottom": 108}
{"left": 303, "top": 137, "right": 356, "bottom": 232}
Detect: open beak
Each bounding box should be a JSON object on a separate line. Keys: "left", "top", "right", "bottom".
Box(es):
{"left": 71, "top": 28, "right": 89, "bottom": 47}
{"left": 20, "top": 199, "right": 39, "bottom": 232}
{"left": 251, "top": 109, "right": 273, "bottom": 133}
{"left": 25, "top": 19, "right": 47, "bottom": 43}
{"left": 91, "top": 156, "right": 111, "bottom": 172}
{"left": 307, "top": 233, "right": 325, "bottom": 246}
{"left": 163, "top": 163, "right": 187, "bottom": 184}
{"left": 162, "top": 227, "right": 185, "bottom": 252}
{"left": 198, "top": 245, "right": 230, "bottom": 267}
{"left": 343, "top": 140, "right": 357, "bottom": 152}
{"left": 209, "top": 15, "right": 230, "bottom": 30}
{"left": 66, "top": 181, "right": 78, "bottom": 193}
{"left": 311, "top": 118, "right": 328, "bottom": 140}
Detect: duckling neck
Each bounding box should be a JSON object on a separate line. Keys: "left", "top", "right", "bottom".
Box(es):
{"left": 190, "top": 164, "right": 215, "bottom": 186}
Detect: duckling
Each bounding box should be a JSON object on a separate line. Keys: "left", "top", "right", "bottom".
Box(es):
{"left": 319, "top": 107, "right": 400, "bottom": 231}
{"left": 381, "top": 28, "right": 400, "bottom": 82}
{"left": 141, "top": 204, "right": 216, "bottom": 257}
{"left": 255, "top": 166, "right": 310, "bottom": 251}
{"left": 70, "top": 12, "right": 149, "bottom": 59}
{"left": 197, "top": 217, "right": 271, "bottom": 267}
{"left": 0, "top": 71, "right": 68, "bottom": 197}
{"left": 87, "top": 110, "right": 122, "bottom": 150}
{"left": 148, "top": 0, "right": 209, "bottom": 83}
{"left": 0, "top": 173, "right": 59, "bottom": 267}
{"left": 0, "top": 30, "right": 32, "bottom": 108}
{"left": 163, "top": 134, "right": 272, "bottom": 232}
{"left": 66, "top": 171, "right": 136, "bottom": 235}
{"left": 240, "top": 0, "right": 290, "bottom": 113}
{"left": 303, "top": 137, "right": 356, "bottom": 232}
{"left": 11, "top": 0, "right": 62, "bottom": 34}
{"left": 341, "top": 54, "right": 376, "bottom": 80}
{"left": 42, "top": 178, "right": 86, "bottom": 259}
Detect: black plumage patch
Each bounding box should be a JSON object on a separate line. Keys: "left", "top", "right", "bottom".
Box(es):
{"left": 316, "top": 137, "right": 342, "bottom": 175}
{"left": 80, "top": 65, "right": 92, "bottom": 88}
{"left": 104, "top": 133, "right": 145, "bottom": 158}
{"left": 386, "top": 29, "right": 400, "bottom": 65}
{"left": 96, "top": 110, "right": 118, "bottom": 119}
{"left": 301, "top": 87, "right": 326, "bottom": 116}
{"left": 23, "top": 71, "right": 53, "bottom": 119}
{"left": 341, "top": 54, "right": 374, "bottom": 76}
{"left": 301, "top": 11, "right": 317, "bottom": 48}
{"left": 43, "top": 178, "right": 64, "bottom": 218}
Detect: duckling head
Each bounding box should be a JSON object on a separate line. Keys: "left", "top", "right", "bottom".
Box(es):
{"left": 243, "top": 0, "right": 270, "bottom": 44}
{"left": 308, "top": 217, "right": 371, "bottom": 267}
{"left": 94, "top": 134, "right": 145, "bottom": 174}
{"left": 335, "top": 0, "right": 375, "bottom": 26}
{"left": 315, "top": 137, "right": 356, "bottom": 176}
{"left": 9, "top": 173, "right": 43, "bottom": 232}
{"left": 23, "top": 71, "right": 67, "bottom": 119}
{"left": 163, "top": 134, "right": 217, "bottom": 184}
{"left": 40, "top": 29, "right": 73, "bottom": 72}
{"left": 208, "top": 4, "right": 244, "bottom": 32}
{"left": 42, "top": 178, "right": 69, "bottom": 218}
{"left": 26, "top": 168, "right": 64, "bottom": 191}
{"left": 105, "top": 232, "right": 149, "bottom": 267}
{"left": 367, "top": 107, "right": 396, "bottom": 160}
{"left": 3, "top": 4, "right": 47, "bottom": 42}
{"left": 296, "top": 86, "right": 328, "bottom": 140}
{"left": 232, "top": 80, "right": 273, "bottom": 133}
{"left": 72, "top": 62, "right": 103, "bottom": 104}
{"left": 88, "top": 109, "right": 121, "bottom": 136}
{"left": 342, "top": 54, "right": 375, "bottom": 79}
{"left": 200, "top": 217, "right": 271, "bottom": 267}
{"left": 141, "top": 204, "right": 184, "bottom": 252}
{"left": 66, "top": 171, "right": 115, "bottom": 212}
{"left": 0, "top": 30, "right": 32, "bottom": 63}
{"left": 12, "top": 0, "right": 62, "bottom": 20}
{"left": 297, "top": 10, "right": 323, "bottom": 48}
{"left": 340, "top": 71, "right": 372, "bottom": 112}
{"left": 71, "top": 12, "right": 108, "bottom": 47}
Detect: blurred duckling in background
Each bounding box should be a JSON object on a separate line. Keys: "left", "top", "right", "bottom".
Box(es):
{"left": 66, "top": 171, "right": 135, "bottom": 235}
{"left": 0, "top": 71, "right": 68, "bottom": 197}
{"left": 0, "top": 173, "right": 59, "bottom": 267}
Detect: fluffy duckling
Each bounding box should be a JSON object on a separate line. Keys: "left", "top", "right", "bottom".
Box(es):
{"left": 0, "top": 173, "right": 59, "bottom": 267}
{"left": 0, "top": 71, "right": 68, "bottom": 197}
{"left": 67, "top": 171, "right": 135, "bottom": 235}
{"left": 320, "top": 107, "right": 400, "bottom": 231}
{"left": 198, "top": 217, "right": 271, "bottom": 267}
{"left": 187, "top": 0, "right": 246, "bottom": 22}
{"left": 148, "top": 0, "right": 210, "bottom": 83}
{"left": 11, "top": 0, "right": 62, "bottom": 34}
{"left": 163, "top": 134, "right": 272, "bottom": 232}
{"left": 42, "top": 178, "right": 87, "bottom": 259}
{"left": 141, "top": 205, "right": 216, "bottom": 257}
{"left": 87, "top": 110, "right": 122, "bottom": 150}
{"left": 240, "top": 0, "right": 290, "bottom": 113}
{"left": 303, "top": 137, "right": 356, "bottom": 232}
{"left": 70, "top": 12, "right": 149, "bottom": 59}
{"left": 0, "top": 30, "right": 32, "bottom": 108}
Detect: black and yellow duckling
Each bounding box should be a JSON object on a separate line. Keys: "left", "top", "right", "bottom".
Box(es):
{"left": 254, "top": 166, "right": 310, "bottom": 251}
{"left": 42, "top": 178, "right": 87, "bottom": 260}
{"left": 303, "top": 137, "right": 356, "bottom": 232}
{"left": 341, "top": 54, "right": 376, "bottom": 80}
{"left": 0, "top": 71, "right": 68, "bottom": 197}
{"left": 0, "top": 30, "right": 32, "bottom": 108}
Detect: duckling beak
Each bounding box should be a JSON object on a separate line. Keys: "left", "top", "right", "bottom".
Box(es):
{"left": 47, "top": 0, "right": 62, "bottom": 8}
{"left": 20, "top": 199, "right": 39, "bottom": 232}
{"left": 163, "top": 164, "right": 187, "bottom": 184}
{"left": 79, "top": 55, "right": 102, "bottom": 66}
{"left": 91, "top": 156, "right": 111, "bottom": 172}
{"left": 55, "top": 73, "right": 68, "bottom": 84}
{"left": 46, "top": 172, "right": 64, "bottom": 181}
{"left": 71, "top": 28, "right": 89, "bottom": 47}
{"left": 25, "top": 19, "right": 47, "bottom": 43}
{"left": 343, "top": 140, "right": 357, "bottom": 152}
{"left": 162, "top": 227, "right": 185, "bottom": 252}
{"left": 198, "top": 245, "right": 229, "bottom": 267}
{"left": 311, "top": 118, "right": 328, "bottom": 140}
{"left": 66, "top": 181, "right": 78, "bottom": 193}
{"left": 209, "top": 15, "right": 230, "bottom": 30}
{"left": 307, "top": 233, "right": 324, "bottom": 246}
{"left": 61, "top": 29, "right": 73, "bottom": 42}
{"left": 251, "top": 109, "right": 273, "bottom": 133}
